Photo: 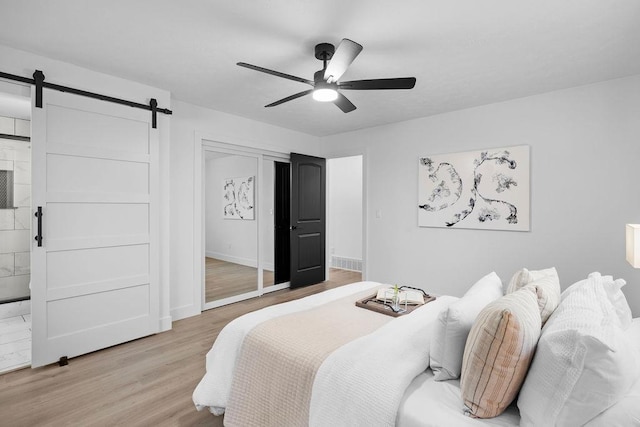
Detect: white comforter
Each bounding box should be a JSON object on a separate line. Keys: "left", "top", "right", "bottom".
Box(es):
{"left": 309, "top": 294, "right": 456, "bottom": 426}
{"left": 193, "top": 281, "right": 382, "bottom": 415}
{"left": 192, "top": 281, "right": 456, "bottom": 426}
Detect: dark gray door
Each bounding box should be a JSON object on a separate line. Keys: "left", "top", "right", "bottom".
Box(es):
{"left": 290, "top": 153, "right": 326, "bottom": 288}
{"left": 274, "top": 161, "right": 290, "bottom": 285}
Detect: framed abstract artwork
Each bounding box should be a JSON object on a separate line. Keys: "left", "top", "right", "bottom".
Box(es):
{"left": 418, "top": 145, "right": 530, "bottom": 231}
{"left": 223, "top": 176, "right": 255, "bottom": 220}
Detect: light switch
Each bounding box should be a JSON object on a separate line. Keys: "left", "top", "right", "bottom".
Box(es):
{"left": 375, "top": 210, "right": 382, "bottom": 219}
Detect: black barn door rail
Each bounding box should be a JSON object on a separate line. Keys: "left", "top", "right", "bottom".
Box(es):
{"left": 0, "top": 69, "right": 172, "bottom": 128}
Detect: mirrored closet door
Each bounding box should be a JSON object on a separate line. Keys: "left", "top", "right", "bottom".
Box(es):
{"left": 204, "top": 150, "right": 259, "bottom": 305}
{"left": 202, "top": 145, "right": 289, "bottom": 310}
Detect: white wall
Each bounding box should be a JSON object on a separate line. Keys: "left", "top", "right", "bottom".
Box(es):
{"left": 322, "top": 74, "right": 640, "bottom": 317}
{"left": 0, "top": 134, "right": 31, "bottom": 302}
{"left": 169, "top": 99, "right": 320, "bottom": 319}
{"left": 0, "top": 44, "right": 173, "bottom": 330}
{"left": 205, "top": 155, "right": 258, "bottom": 266}
{"left": 6, "top": 44, "right": 637, "bottom": 322}
{"left": 328, "top": 156, "right": 363, "bottom": 265}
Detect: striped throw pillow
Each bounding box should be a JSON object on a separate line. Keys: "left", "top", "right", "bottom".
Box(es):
{"left": 507, "top": 267, "right": 560, "bottom": 324}
{"left": 460, "top": 287, "right": 542, "bottom": 418}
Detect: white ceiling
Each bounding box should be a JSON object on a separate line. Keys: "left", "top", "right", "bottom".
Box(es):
{"left": 0, "top": 1, "right": 638, "bottom": 136}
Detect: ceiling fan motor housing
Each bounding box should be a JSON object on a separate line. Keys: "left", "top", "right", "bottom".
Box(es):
{"left": 314, "top": 69, "right": 328, "bottom": 83}
{"left": 314, "top": 43, "right": 335, "bottom": 61}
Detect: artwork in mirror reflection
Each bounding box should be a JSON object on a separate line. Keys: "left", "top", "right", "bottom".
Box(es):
{"left": 223, "top": 176, "right": 255, "bottom": 220}
{"left": 418, "top": 145, "right": 530, "bottom": 231}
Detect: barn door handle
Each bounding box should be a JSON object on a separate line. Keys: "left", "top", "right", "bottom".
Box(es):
{"left": 34, "top": 206, "right": 43, "bottom": 247}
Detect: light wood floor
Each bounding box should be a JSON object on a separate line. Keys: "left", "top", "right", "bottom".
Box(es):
{"left": 0, "top": 268, "right": 361, "bottom": 426}
{"left": 205, "top": 257, "right": 275, "bottom": 303}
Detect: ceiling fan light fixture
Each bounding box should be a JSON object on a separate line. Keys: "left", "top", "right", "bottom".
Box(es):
{"left": 238, "top": 38, "right": 416, "bottom": 113}
{"left": 313, "top": 87, "right": 338, "bottom": 102}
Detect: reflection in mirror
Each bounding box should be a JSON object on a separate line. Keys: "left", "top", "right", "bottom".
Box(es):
{"left": 262, "top": 158, "right": 275, "bottom": 288}
{"left": 204, "top": 151, "right": 258, "bottom": 303}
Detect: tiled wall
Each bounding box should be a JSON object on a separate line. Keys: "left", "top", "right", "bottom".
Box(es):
{"left": 0, "top": 117, "right": 31, "bottom": 303}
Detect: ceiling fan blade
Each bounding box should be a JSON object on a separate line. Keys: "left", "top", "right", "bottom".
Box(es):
{"left": 265, "top": 89, "right": 313, "bottom": 107}
{"left": 237, "top": 62, "right": 314, "bottom": 86}
{"left": 324, "top": 39, "right": 363, "bottom": 83}
{"left": 339, "top": 77, "right": 416, "bottom": 90}
{"left": 333, "top": 92, "right": 357, "bottom": 113}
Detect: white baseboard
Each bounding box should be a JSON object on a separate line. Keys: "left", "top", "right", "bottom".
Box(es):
{"left": 206, "top": 251, "right": 256, "bottom": 268}
{"left": 171, "top": 304, "right": 201, "bottom": 321}
{"left": 159, "top": 315, "right": 172, "bottom": 332}
{"left": 263, "top": 262, "right": 274, "bottom": 272}
{"left": 205, "top": 252, "right": 275, "bottom": 271}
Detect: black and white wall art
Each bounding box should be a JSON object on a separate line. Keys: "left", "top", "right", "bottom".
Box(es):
{"left": 418, "top": 145, "right": 530, "bottom": 231}
{"left": 223, "top": 176, "right": 255, "bottom": 220}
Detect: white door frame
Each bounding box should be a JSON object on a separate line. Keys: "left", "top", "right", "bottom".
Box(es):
{"left": 193, "top": 134, "right": 290, "bottom": 311}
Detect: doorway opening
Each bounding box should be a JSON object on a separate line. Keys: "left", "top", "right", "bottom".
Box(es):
{"left": 327, "top": 154, "right": 364, "bottom": 284}
{"left": 0, "top": 90, "right": 32, "bottom": 374}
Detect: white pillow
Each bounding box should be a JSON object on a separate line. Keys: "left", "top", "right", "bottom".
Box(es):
{"left": 602, "top": 278, "right": 633, "bottom": 330}
{"left": 563, "top": 272, "right": 632, "bottom": 330}
{"left": 507, "top": 267, "right": 560, "bottom": 324}
{"left": 585, "top": 319, "right": 640, "bottom": 426}
{"left": 430, "top": 272, "right": 503, "bottom": 381}
{"left": 518, "top": 273, "right": 640, "bottom": 427}
{"left": 506, "top": 266, "right": 557, "bottom": 293}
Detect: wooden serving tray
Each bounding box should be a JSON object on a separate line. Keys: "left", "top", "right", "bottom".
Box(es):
{"left": 355, "top": 293, "right": 436, "bottom": 317}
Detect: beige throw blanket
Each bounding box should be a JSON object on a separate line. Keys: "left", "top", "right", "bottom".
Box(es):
{"left": 224, "top": 289, "right": 391, "bottom": 427}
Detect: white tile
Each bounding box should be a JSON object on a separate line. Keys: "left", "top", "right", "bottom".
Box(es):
{"left": 14, "top": 147, "right": 30, "bottom": 162}
{"left": 13, "top": 184, "right": 30, "bottom": 207}
{"left": 14, "top": 207, "right": 30, "bottom": 230}
{"left": 0, "top": 326, "right": 30, "bottom": 345}
{"left": 0, "top": 229, "right": 31, "bottom": 253}
{"left": 0, "top": 275, "right": 30, "bottom": 301}
{"left": 0, "top": 316, "right": 24, "bottom": 332}
{"left": 0, "top": 300, "right": 30, "bottom": 319}
{"left": 0, "top": 159, "right": 12, "bottom": 170}
{"left": 0, "top": 336, "right": 30, "bottom": 355}
{"left": 0, "top": 351, "right": 30, "bottom": 373}
{"left": 14, "top": 252, "right": 29, "bottom": 275}
{"left": 14, "top": 119, "right": 30, "bottom": 138}
{"left": 0, "top": 140, "right": 25, "bottom": 151}
{"left": 0, "top": 253, "right": 14, "bottom": 277}
{"left": 13, "top": 161, "right": 30, "bottom": 184}
{"left": 0, "top": 334, "right": 31, "bottom": 372}
{"left": 0, "top": 324, "right": 31, "bottom": 338}
{"left": 0, "top": 209, "right": 14, "bottom": 230}
{"left": 0, "top": 117, "right": 14, "bottom": 135}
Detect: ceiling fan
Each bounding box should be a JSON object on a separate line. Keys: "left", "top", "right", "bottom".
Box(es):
{"left": 237, "top": 38, "right": 416, "bottom": 113}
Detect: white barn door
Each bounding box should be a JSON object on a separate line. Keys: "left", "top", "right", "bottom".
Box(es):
{"left": 31, "top": 89, "right": 159, "bottom": 367}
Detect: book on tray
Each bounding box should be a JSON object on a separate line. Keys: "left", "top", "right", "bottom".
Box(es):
{"left": 375, "top": 288, "right": 425, "bottom": 305}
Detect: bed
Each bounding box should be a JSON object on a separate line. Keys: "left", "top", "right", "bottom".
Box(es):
{"left": 193, "top": 274, "right": 640, "bottom": 427}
